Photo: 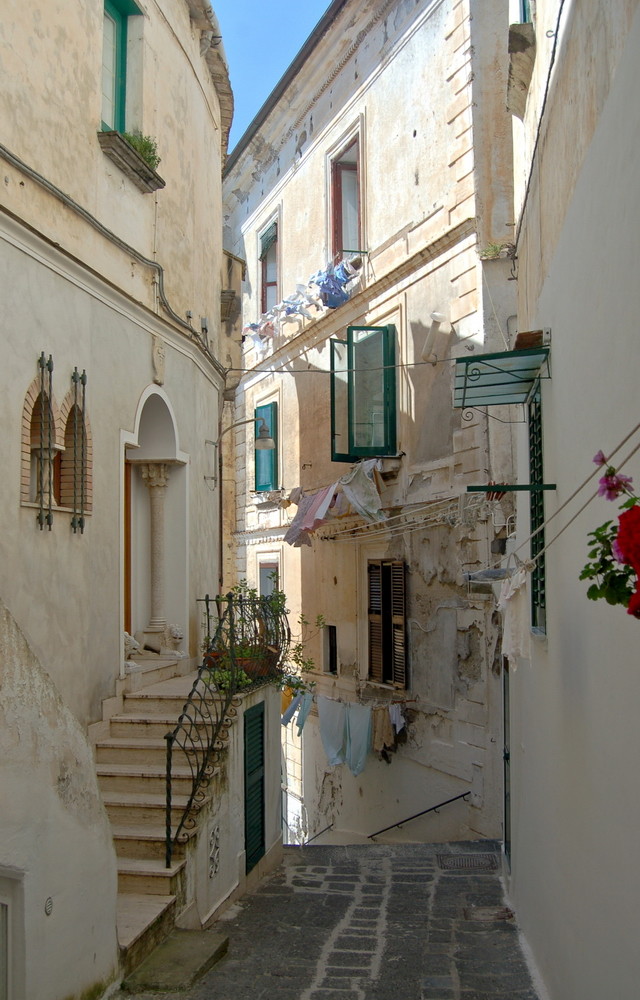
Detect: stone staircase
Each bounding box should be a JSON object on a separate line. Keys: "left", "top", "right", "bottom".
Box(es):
{"left": 93, "top": 659, "right": 207, "bottom": 974}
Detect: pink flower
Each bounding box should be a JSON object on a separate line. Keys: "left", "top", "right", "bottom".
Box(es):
{"left": 593, "top": 450, "right": 607, "bottom": 467}
{"left": 612, "top": 537, "right": 625, "bottom": 562}
{"left": 597, "top": 472, "right": 634, "bottom": 500}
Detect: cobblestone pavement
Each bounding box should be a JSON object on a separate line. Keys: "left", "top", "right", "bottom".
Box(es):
{"left": 119, "top": 841, "right": 540, "bottom": 1000}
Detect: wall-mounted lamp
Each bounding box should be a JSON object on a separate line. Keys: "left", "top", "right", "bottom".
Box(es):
{"left": 204, "top": 417, "right": 275, "bottom": 489}
{"left": 421, "top": 311, "right": 447, "bottom": 364}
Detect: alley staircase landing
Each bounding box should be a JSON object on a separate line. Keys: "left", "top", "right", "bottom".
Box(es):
{"left": 93, "top": 658, "right": 207, "bottom": 974}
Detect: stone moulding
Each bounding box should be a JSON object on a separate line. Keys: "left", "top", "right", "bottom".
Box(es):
{"left": 97, "top": 131, "right": 166, "bottom": 194}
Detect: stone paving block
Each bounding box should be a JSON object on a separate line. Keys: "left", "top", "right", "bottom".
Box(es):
{"left": 326, "top": 951, "right": 373, "bottom": 968}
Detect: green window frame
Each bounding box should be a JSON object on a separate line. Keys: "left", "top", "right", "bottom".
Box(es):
{"left": 528, "top": 384, "right": 546, "bottom": 633}
{"left": 368, "top": 560, "right": 407, "bottom": 687}
{"left": 101, "top": 0, "right": 141, "bottom": 133}
{"left": 330, "top": 324, "right": 396, "bottom": 463}
{"left": 520, "top": 0, "right": 533, "bottom": 22}
{"left": 254, "top": 402, "right": 278, "bottom": 492}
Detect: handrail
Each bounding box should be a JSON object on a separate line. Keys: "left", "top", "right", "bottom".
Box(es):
{"left": 367, "top": 791, "right": 470, "bottom": 840}
{"left": 302, "top": 823, "right": 334, "bottom": 846}
{"left": 165, "top": 593, "right": 290, "bottom": 868}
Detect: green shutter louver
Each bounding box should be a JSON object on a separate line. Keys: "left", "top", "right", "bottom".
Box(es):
{"left": 244, "top": 702, "right": 265, "bottom": 874}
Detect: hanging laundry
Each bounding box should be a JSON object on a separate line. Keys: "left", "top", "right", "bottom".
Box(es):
{"left": 281, "top": 693, "right": 303, "bottom": 727}
{"left": 339, "top": 459, "right": 385, "bottom": 522}
{"left": 309, "top": 265, "right": 350, "bottom": 308}
{"left": 345, "top": 702, "right": 372, "bottom": 777}
{"left": 372, "top": 706, "right": 395, "bottom": 752}
{"left": 388, "top": 703, "right": 405, "bottom": 734}
{"left": 497, "top": 568, "right": 531, "bottom": 664}
{"left": 283, "top": 494, "right": 316, "bottom": 547}
{"left": 317, "top": 696, "right": 346, "bottom": 765}
{"left": 301, "top": 482, "right": 339, "bottom": 532}
{"left": 296, "top": 691, "right": 314, "bottom": 736}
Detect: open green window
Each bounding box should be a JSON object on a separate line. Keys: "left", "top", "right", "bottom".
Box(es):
{"left": 255, "top": 402, "right": 278, "bottom": 492}
{"left": 330, "top": 325, "right": 396, "bottom": 463}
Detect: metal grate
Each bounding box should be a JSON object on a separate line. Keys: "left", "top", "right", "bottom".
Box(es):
{"left": 437, "top": 853, "right": 498, "bottom": 872}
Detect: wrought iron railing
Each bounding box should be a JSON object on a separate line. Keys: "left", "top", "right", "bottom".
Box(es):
{"left": 367, "top": 791, "right": 470, "bottom": 840}
{"left": 164, "top": 592, "right": 291, "bottom": 868}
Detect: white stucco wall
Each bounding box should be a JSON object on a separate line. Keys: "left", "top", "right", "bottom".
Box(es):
{"left": 507, "top": 2, "right": 640, "bottom": 997}
{"left": 0, "top": 600, "right": 119, "bottom": 1000}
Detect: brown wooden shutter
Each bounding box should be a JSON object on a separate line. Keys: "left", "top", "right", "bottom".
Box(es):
{"left": 368, "top": 561, "right": 384, "bottom": 682}
{"left": 390, "top": 561, "right": 407, "bottom": 687}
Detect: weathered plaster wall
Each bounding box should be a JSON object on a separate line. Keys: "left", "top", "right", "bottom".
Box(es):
{"left": 222, "top": 0, "right": 514, "bottom": 846}
{"left": 0, "top": 223, "right": 222, "bottom": 726}
{"left": 0, "top": 0, "right": 225, "bottom": 337}
{"left": 507, "top": 2, "right": 640, "bottom": 997}
{"left": 0, "top": 600, "right": 119, "bottom": 999}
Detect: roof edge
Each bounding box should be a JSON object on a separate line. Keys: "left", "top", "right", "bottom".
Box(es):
{"left": 223, "top": 0, "right": 349, "bottom": 174}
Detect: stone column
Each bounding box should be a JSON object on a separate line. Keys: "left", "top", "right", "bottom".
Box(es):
{"left": 141, "top": 462, "right": 170, "bottom": 632}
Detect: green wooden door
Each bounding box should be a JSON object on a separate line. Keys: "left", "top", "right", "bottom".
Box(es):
{"left": 244, "top": 702, "right": 265, "bottom": 873}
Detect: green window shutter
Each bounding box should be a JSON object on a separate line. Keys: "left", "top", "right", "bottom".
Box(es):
{"left": 244, "top": 702, "right": 265, "bottom": 874}
{"left": 255, "top": 402, "right": 278, "bottom": 492}
{"left": 330, "top": 326, "right": 397, "bottom": 463}
{"left": 528, "top": 385, "right": 546, "bottom": 632}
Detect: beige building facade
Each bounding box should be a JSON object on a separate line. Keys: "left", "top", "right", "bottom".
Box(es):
{"left": 0, "top": 3, "right": 282, "bottom": 997}
{"left": 223, "top": 0, "right": 517, "bottom": 847}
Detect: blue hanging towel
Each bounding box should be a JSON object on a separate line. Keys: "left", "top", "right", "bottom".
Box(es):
{"left": 318, "top": 695, "right": 347, "bottom": 765}
{"left": 281, "top": 693, "right": 303, "bottom": 727}
{"left": 345, "top": 702, "right": 372, "bottom": 777}
{"left": 296, "top": 691, "right": 314, "bottom": 735}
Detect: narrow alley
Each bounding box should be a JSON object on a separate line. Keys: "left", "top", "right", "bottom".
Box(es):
{"left": 119, "top": 842, "right": 539, "bottom": 1000}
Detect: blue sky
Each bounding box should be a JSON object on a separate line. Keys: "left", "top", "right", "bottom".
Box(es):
{"left": 214, "top": 1, "right": 331, "bottom": 151}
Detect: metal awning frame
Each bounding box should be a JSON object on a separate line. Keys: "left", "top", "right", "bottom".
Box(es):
{"left": 454, "top": 347, "right": 550, "bottom": 419}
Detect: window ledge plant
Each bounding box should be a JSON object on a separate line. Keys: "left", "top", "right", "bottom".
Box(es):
{"left": 97, "top": 129, "right": 165, "bottom": 194}
{"left": 579, "top": 451, "right": 640, "bottom": 617}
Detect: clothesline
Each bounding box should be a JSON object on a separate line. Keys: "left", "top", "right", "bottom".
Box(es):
{"left": 479, "top": 419, "right": 640, "bottom": 577}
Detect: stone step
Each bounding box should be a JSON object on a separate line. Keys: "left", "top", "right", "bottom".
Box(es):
{"left": 124, "top": 657, "right": 191, "bottom": 693}
{"left": 109, "top": 713, "right": 180, "bottom": 739}
{"left": 117, "top": 856, "right": 186, "bottom": 896}
{"left": 96, "top": 761, "right": 194, "bottom": 796}
{"left": 122, "top": 675, "right": 210, "bottom": 718}
{"left": 111, "top": 823, "right": 194, "bottom": 861}
{"left": 102, "top": 789, "right": 205, "bottom": 826}
{"left": 117, "top": 892, "right": 177, "bottom": 976}
{"left": 96, "top": 737, "right": 171, "bottom": 765}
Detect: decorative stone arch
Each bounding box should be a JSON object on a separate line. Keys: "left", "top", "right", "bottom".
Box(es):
{"left": 59, "top": 387, "right": 94, "bottom": 513}
{"left": 124, "top": 386, "right": 188, "bottom": 651}
{"left": 20, "top": 374, "right": 63, "bottom": 505}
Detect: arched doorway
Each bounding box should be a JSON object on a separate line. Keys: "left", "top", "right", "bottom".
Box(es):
{"left": 124, "top": 389, "right": 188, "bottom": 653}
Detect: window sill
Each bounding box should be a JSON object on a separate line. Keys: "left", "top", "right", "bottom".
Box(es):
{"left": 98, "top": 131, "right": 166, "bottom": 194}
{"left": 21, "top": 501, "right": 92, "bottom": 516}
